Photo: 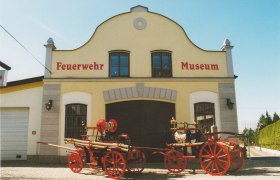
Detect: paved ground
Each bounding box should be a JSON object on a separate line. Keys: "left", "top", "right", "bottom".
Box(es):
{"left": 1, "top": 146, "right": 280, "bottom": 179}
{"left": 248, "top": 146, "right": 280, "bottom": 157}
{"left": 1, "top": 156, "right": 280, "bottom": 180}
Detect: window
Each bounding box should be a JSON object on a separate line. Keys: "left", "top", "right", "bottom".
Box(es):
{"left": 65, "top": 104, "right": 87, "bottom": 139}
{"left": 109, "top": 52, "right": 129, "bottom": 77}
{"left": 152, "top": 52, "right": 172, "bottom": 77}
{"left": 194, "top": 102, "right": 215, "bottom": 133}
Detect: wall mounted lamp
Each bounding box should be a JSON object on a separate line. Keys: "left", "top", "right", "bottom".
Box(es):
{"left": 45, "top": 99, "right": 53, "bottom": 111}
{"left": 226, "top": 98, "right": 234, "bottom": 110}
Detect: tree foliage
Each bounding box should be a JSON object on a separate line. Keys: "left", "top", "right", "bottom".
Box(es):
{"left": 242, "top": 111, "right": 279, "bottom": 146}
{"left": 273, "top": 112, "right": 280, "bottom": 123}
{"left": 257, "top": 111, "right": 278, "bottom": 129}
{"left": 241, "top": 128, "right": 255, "bottom": 145}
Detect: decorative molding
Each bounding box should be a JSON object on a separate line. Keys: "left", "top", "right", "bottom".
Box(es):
{"left": 130, "top": 5, "right": 148, "bottom": 12}
{"left": 59, "top": 91, "right": 92, "bottom": 156}
{"left": 189, "top": 91, "right": 221, "bottom": 131}
{"left": 133, "top": 17, "right": 147, "bottom": 30}
{"left": 44, "top": 38, "right": 56, "bottom": 78}
{"left": 221, "top": 39, "right": 234, "bottom": 77}
{"left": 103, "top": 83, "right": 177, "bottom": 102}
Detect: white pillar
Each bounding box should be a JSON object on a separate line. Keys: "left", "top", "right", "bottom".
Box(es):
{"left": 44, "top": 38, "right": 56, "bottom": 78}
{"left": 221, "top": 39, "right": 234, "bottom": 77}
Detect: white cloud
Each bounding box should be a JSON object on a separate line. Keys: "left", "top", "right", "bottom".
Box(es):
{"left": 29, "top": 17, "right": 67, "bottom": 42}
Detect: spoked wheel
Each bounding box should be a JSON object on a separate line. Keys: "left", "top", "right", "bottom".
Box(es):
{"left": 127, "top": 150, "right": 146, "bottom": 174}
{"left": 76, "top": 148, "right": 86, "bottom": 162}
{"left": 199, "top": 141, "right": 231, "bottom": 175}
{"left": 228, "top": 142, "right": 244, "bottom": 172}
{"left": 68, "top": 152, "right": 83, "bottom": 173}
{"left": 103, "top": 150, "right": 126, "bottom": 179}
{"left": 164, "top": 149, "right": 187, "bottom": 173}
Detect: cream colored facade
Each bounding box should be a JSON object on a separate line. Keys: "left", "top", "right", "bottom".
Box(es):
{"left": 0, "top": 80, "right": 43, "bottom": 160}
{"left": 37, "top": 6, "right": 238, "bottom": 162}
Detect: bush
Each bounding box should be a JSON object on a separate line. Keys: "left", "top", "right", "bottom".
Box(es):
{"left": 259, "top": 120, "right": 280, "bottom": 151}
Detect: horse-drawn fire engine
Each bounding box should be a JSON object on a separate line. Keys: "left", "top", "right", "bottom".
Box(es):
{"left": 154, "top": 117, "right": 245, "bottom": 176}
{"left": 37, "top": 117, "right": 245, "bottom": 179}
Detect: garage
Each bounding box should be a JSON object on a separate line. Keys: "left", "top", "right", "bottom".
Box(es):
{"left": 106, "top": 100, "right": 175, "bottom": 162}
{"left": 0, "top": 108, "right": 29, "bottom": 160}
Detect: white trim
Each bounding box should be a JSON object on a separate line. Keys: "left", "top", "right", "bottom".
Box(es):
{"left": 59, "top": 92, "right": 92, "bottom": 156}
{"left": 189, "top": 91, "right": 221, "bottom": 131}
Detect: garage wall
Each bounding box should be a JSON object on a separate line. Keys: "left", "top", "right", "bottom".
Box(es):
{"left": 0, "top": 85, "right": 43, "bottom": 160}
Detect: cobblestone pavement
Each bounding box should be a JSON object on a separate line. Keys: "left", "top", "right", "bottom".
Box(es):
{"left": 1, "top": 158, "right": 280, "bottom": 180}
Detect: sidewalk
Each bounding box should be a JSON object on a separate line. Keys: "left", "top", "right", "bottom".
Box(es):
{"left": 1, "top": 158, "right": 280, "bottom": 180}
{"left": 248, "top": 146, "right": 280, "bottom": 157}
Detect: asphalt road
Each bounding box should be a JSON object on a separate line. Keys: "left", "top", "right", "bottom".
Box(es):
{"left": 1, "top": 157, "right": 280, "bottom": 180}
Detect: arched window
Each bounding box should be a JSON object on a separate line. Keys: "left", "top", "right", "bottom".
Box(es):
{"left": 194, "top": 102, "right": 215, "bottom": 133}
{"left": 65, "top": 104, "right": 87, "bottom": 139}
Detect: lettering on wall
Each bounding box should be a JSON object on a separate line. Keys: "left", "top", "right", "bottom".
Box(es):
{"left": 56, "top": 62, "right": 104, "bottom": 70}
{"left": 181, "top": 62, "right": 219, "bottom": 70}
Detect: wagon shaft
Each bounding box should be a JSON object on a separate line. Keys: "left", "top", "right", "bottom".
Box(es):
{"left": 64, "top": 138, "right": 130, "bottom": 152}
{"left": 168, "top": 142, "right": 204, "bottom": 147}
{"left": 37, "top": 141, "right": 76, "bottom": 151}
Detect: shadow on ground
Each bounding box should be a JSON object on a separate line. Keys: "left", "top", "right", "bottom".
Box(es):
{"left": 1, "top": 157, "right": 280, "bottom": 178}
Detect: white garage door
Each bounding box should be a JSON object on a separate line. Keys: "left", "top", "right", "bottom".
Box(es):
{"left": 0, "top": 108, "right": 29, "bottom": 160}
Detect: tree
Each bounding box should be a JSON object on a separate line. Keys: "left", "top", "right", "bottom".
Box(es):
{"left": 273, "top": 112, "right": 280, "bottom": 123}
{"left": 257, "top": 111, "right": 274, "bottom": 129}
{"left": 265, "top": 111, "right": 273, "bottom": 125}
{"left": 242, "top": 128, "right": 255, "bottom": 145}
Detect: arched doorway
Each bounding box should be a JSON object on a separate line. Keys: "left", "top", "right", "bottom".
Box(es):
{"left": 106, "top": 100, "right": 175, "bottom": 162}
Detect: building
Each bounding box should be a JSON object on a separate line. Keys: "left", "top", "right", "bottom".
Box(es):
{"left": 0, "top": 6, "right": 238, "bottom": 162}
{"left": 0, "top": 77, "right": 43, "bottom": 160}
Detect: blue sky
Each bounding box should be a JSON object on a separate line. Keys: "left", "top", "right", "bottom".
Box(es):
{"left": 1, "top": 0, "right": 279, "bottom": 131}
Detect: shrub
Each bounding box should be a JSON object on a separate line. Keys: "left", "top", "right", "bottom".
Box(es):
{"left": 259, "top": 120, "right": 280, "bottom": 151}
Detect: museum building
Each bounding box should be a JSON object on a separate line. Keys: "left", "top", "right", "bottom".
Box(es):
{"left": 0, "top": 6, "right": 238, "bottom": 162}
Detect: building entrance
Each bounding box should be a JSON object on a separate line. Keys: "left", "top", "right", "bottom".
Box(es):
{"left": 106, "top": 100, "right": 175, "bottom": 162}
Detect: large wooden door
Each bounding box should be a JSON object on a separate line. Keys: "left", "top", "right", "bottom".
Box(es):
{"left": 106, "top": 100, "right": 175, "bottom": 162}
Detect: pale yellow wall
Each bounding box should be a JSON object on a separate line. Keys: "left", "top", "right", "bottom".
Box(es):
{"left": 51, "top": 11, "right": 227, "bottom": 78}
{"left": 44, "top": 80, "right": 230, "bottom": 126}
{"left": 0, "top": 85, "right": 43, "bottom": 155}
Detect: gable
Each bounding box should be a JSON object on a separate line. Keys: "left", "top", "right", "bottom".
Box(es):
{"left": 51, "top": 9, "right": 227, "bottom": 78}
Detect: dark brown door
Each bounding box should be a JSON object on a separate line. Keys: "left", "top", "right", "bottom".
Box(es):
{"left": 106, "top": 100, "right": 175, "bottom": 162}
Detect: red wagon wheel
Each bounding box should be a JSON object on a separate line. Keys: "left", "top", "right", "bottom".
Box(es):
{"left": 68, "top": 152, "right": 83, "bottom": 173}
{"left": 127, "top": 150, "right": 146, "bottom": 174}
{"left": 103, "top": 150, "right": 126, "bottom": 179}
{"left": 199, "top": 141, "right": 231, "bottom": 176}
{"left": 228, "top": 142, "right": 244, "bottom": 172}
{"left": 76, "top": 147, "right": 86, "bottom": 162}
{"left": 164, "top": 149, "right": 187, "bottom": 173}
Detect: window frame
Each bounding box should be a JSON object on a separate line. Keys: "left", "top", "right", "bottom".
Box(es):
{"left": 65, "top": 103, "right": 87, "bottom": 139}
{"left": 151, "top": 51, "right": 172, "bottom": 77}
{"left": 194, "top": 102, "right": 215, "bottom": 132}
{"left": 109, "top": 51, "right": 130, "bottom": 78}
